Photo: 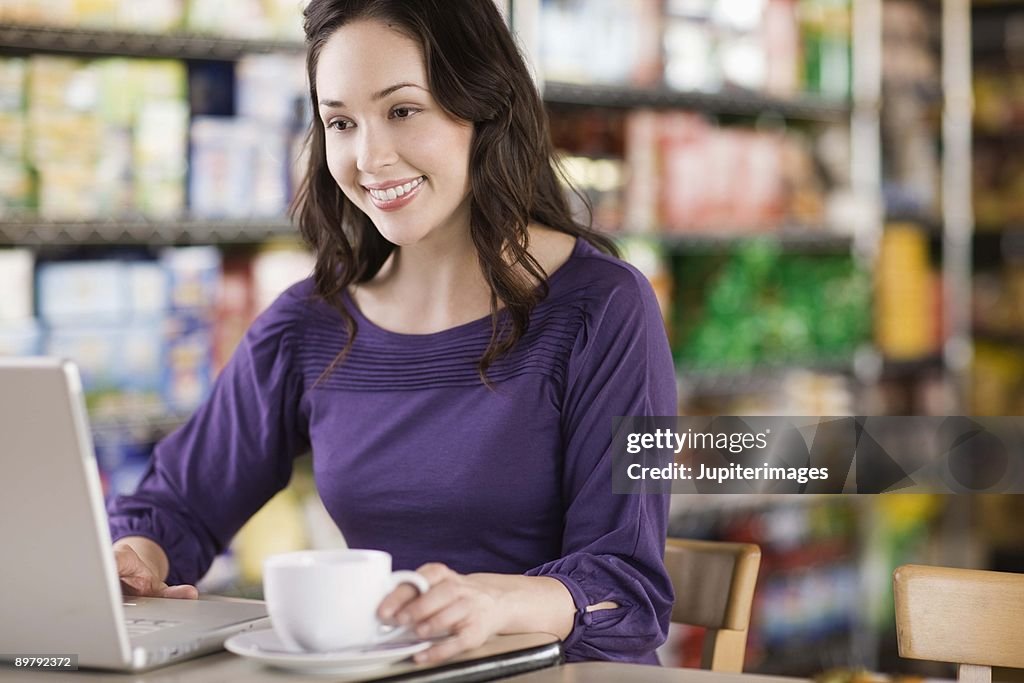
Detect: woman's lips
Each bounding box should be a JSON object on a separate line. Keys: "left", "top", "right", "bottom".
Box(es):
{"left": 365, "top": 176, "right": 426, "bottom": 212}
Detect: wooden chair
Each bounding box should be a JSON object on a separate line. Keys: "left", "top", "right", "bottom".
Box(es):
{"left": 663, "top": 538, "right": 761, "bottom": 672}
{"left": 893, "top": 564, "right": 1024, "bottom": 683}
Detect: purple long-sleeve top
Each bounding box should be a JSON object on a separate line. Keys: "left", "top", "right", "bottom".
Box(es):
{"left": 108, "top": 237, "right": 677, "bottom": 663}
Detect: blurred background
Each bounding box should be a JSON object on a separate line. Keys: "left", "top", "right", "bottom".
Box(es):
{"left": 1, "top": 0, "right": 1022, "bottom": 678}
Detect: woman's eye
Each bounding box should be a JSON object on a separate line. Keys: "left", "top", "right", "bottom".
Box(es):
{"left": 391, "top": 107, "right": 419, "bottom": 119}
{"left": 328, "top": 120, "right": 353, "bottom": 131}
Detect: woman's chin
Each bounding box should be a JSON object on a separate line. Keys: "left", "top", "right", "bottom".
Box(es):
{"left": 376, "top": 231, "right": 424, "bottom": 247}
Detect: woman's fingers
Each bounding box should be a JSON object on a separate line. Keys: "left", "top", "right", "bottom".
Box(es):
{"left": 120, "top": 576, "right": 160, "bottom": 597}
{"left": 414, "top": 623, "right": 487, "bottom": 665}
{"left": 395, "top": 576, "right": 460, "bottom": 625}
{"left": 118, "top": 567, "right": 167, "bottom": 597}
{"left": 416, "top": 563, "right": 454, "bottom": 584}
{"left": 162, "top": 584, "right": 199, "bottom": 599}
{"left": 413, "top": 597, "right": 470, "bottom": 639}
{"left": 114, "top": 544, "right": 197, "bottom": 599}
{"left": 378, "top": 583, "right": 421, "bottom": 622}
{"left": 379, "top": 562, "right": 505, "bottom": 664}
{"left": 379, "top": 562, "right": 455, "bottom": 622}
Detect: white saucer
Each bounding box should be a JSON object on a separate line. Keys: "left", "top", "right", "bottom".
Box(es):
{"left": 224, "top": 628, "right": 432, "bottom": 674}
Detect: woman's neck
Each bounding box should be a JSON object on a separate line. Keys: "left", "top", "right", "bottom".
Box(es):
{"left": 351, "top": 224, "right": 577, "bottom": 336}
{"left": 352, "top": 228, "right": 492, "bottom": 334}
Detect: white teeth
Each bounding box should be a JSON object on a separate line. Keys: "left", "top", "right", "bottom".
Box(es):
{"left": 368, "top": 176, "right": 424, "bottom": 202}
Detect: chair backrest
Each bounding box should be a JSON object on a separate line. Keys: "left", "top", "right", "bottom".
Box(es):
{"left": 664, "top": 538, "right": 761, "bottom": 672}
{"left": 893, "top": 564, "right": 1024, "bottom": 683}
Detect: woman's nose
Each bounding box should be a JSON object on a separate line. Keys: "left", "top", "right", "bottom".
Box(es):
{"left": 355, "top": 125, "right": 398, "bottom": 174}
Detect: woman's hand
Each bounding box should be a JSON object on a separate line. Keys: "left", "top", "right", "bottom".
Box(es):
{"left": 377, "top": 563, "right": 576, "bottom": 665}
{"left": 114, "top": 541, "right": 198, "bottom": 599}
{"left": 377, "top": 563, "right": 506, "bottom": 664}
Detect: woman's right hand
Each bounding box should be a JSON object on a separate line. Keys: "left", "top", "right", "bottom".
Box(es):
{"left": 114, "top": 541, "right": 198, "bottom": 599}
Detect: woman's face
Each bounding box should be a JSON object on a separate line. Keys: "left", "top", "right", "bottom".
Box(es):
{"left": 315, "top": 19, "right": 474, "bottom": 248}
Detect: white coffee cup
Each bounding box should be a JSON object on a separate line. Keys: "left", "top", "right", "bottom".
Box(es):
{"left": 263, "top": 549, "right": 430, "bottom": 653}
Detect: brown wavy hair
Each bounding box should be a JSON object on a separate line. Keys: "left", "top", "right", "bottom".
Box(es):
{"left": 292, "top": 0, "right": 616, "bottom": 382}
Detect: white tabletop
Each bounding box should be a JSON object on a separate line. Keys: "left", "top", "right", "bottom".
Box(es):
{"left": 0, "top": 632, "right": 561, "bottom": 682}
{"left": 502, "top": 662, "right": 807, "bottom": 683}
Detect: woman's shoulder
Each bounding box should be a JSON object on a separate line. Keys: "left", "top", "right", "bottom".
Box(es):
{"left": 549, "top": 236, "right": 658, "bottom": 306}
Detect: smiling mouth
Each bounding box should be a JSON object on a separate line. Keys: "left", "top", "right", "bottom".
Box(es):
{"left": 365, "top": 176, "right": 426, "bottom": 204}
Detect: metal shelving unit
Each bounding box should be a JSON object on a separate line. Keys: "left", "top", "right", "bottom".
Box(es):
{"left": 511, "top": 0, "right": 880, "bottom": 414}
{"left": 90, "top": 404, "right": 191, "bottom": 438}
{"left": 0, "top": 217, "right": 297, "bottom": 246}
{"left": 679, "top": 359, "right": 858, "bottom": 398}
{"left": 973, "top": 329, "right": 1024, "bottom": 346}
{"left": 624, "top": 229, "right": 855, "bottom": 253}
{"left": 0, "top": 24, "right": 302, "bottom": 60}
{"left": 542, "top": 81, "right": 851, "bottom": 122}
{"left": 0, "top": 25, "right": 307, "bottom": 247}
{"left": 942, "top": 0, "right": 975, "bottom": 409}
{"left": 883, "top": 211, "right": 944, "bottom": 235}
{"left": 880, "top": 354, "right": 946, "bottom": 379}
{"left": 971, "top": 2, "right": 1024, "bottom": 56}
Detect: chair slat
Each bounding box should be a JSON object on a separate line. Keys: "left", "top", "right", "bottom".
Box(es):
{"left": 664, "top": 538, "right": 761, "bottom": 672}
{"left": 894, "top": 564, "right": 1024, "bottom": 671}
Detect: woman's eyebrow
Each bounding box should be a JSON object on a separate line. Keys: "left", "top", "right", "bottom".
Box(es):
{"left": 319, "top": 82, "right": 425, "bottom": 109}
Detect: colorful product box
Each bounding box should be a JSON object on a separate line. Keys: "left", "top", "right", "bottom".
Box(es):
{"left": 189, "top": 116, "right": 290, "bottom": 219}
{"left": 95, "top": 425, "right": 156, "bottom": 499}
{"left": 127, "top": 261, "right": 171, "bottom": 321}
{"left": 119, "top": 322, "right": 166, "bottom": 394}
{"left": 116, "top": 0, "right": 184, "bottom": 32}
{"left": 0, "top": 58, "right": 25, "bottom": 112}
{"left": 213, "top": 254, "right": 255, "bottom": 372}
{"left": 45, "top": 322, "right": 166, "bottom": 397}
{"left": 185, "top": 0, "right": 275, "bottom": 39}
{"left": 189, "top": 116, "right": 256, "bottom": 219}
{"left": 252, "top": 245, "right": 315, "bottom": 312}
{"left": 0, "top": 248, "right": 33, "bottom": 322}
{"left": 134, "top": 99, "right": 188, "bottom": 219}
{"left": 162, "top": 315, "right": 214, "bottom": 413}
{"left": 236, "top": 54, "right": 306, "bottom": 126}
{"left": 66, "top": 0, "right": 120, "bottom": 28}
{"left": 45, "top": 324, "right": 123, "bottom": 393}
{"left": 27, "top": 56, "right": 98, "bottom": 112}
{"left": 37, "top": 260, "right": 129, "bottom": 326}
{"left": 0, "top": 319, "right": 42, "bottom": 356}
{"left": 36, "top": 258, "right": 170, "bottom": 325}
{"left": 161, "top": 246, "right": 222, "bottom": 314}
{"left": 0, "top": 113, "right": 26, "bottom": 160}
{"left": 0, "top": 160, "right": 32, "bottom": 214}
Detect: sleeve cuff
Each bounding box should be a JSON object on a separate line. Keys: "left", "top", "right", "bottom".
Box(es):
{"left": 543, "top": 572, "right": 594, "bottom": 654}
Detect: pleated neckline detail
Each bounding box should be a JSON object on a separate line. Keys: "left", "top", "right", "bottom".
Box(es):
{"left": 297, "top": 238, "right": 591, "bottom": 391}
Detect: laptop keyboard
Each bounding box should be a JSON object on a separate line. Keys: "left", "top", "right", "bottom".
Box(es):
{"left": 125, "top": 618, "right": 182, "bottom": 637}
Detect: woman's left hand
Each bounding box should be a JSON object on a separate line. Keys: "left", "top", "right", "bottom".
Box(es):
{"left": 377, "top": 562, "right": 509, "bottom": 664}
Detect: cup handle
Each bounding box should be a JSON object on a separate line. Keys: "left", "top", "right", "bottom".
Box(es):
{"left": 376, "top": 570, "right": 432, "bottom": 644}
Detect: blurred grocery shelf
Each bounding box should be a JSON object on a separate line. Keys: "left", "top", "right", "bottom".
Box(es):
{"left": 0, "top": 29, "right": 851, "bottom": 122}
{"left": 0, "top": 217, "right": 297, "bottom": 246}
{"left": 973, "top": 328, "right": 1024, "bottom": 346}
{"left": 624, "top": 229, "right": 855, "bottom": 252}
{"left": 883, "top": 212, "right": 943, "bottom": 236}
{"left": 972, "top": 2, "right": 1024, "bottom": 56}
{"left": 542, "top": 80, "right": 851, "bottom": 122}
{"left": 679, "top": 359, "right": 855, "bottom": 397}
{"left": 669, "top": 493, "right": 847, "bottom": 515}
{"left": 879, "top": 354, "right": 945, "bottom": 379}
{"left": 90, "top": 403, "right": 190, "bottom": 438}
{"left": 0, "top": 24, "right": 303, "bottom": 60}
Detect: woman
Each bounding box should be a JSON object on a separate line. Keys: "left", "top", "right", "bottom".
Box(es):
{"left": 109, "top": 0, "right": 676, "bottom": 665}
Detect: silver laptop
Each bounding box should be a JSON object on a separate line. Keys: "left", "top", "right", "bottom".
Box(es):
{"left": 0, "top": 357, "right": 268, "bottom": 671}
